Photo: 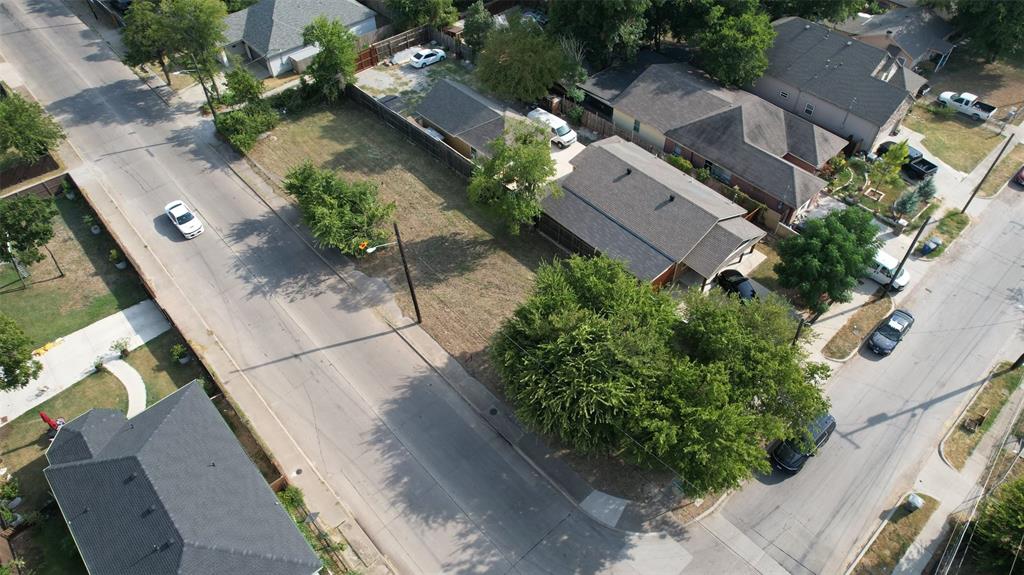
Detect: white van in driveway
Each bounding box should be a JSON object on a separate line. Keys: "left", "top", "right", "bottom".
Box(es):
{"left": 867, "top": 250, "right": 909, "bottom": 291}
{"left": 527, "top": 108, "right": 577, "bottom": 148}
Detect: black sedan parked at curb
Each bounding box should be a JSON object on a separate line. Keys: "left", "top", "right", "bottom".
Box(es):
{"left": 868, "top": 309, "right": 915, "bottom": 356}
{"left": 771, "top": 413, "right": 837, "bottom": 473}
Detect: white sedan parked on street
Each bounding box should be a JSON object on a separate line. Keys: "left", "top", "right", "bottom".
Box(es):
{"left": 164, "top": 200, "right": 204, "bottom": 239}
{"left": 410, "top": 48, "right": 445, "bottom": 68}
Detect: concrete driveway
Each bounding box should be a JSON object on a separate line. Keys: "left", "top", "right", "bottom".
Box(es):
{"left": 552, "top": 140, "right": 585, "bottom": 179}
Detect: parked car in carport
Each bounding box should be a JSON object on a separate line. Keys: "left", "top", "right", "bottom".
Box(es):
{"left": 715, "top": 269, "right": 757, "bottom": 301}
{"left": 771, "top": 413, "right": 837, "bottom": 473}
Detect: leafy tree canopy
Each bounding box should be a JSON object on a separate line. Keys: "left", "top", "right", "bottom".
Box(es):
{"left": 952, "top": 0, "right": 1024, "bottom": 62}
{"left": 301, "top": 16, "right": 359, "bottom": 103}
{"left": 224, "top": 64, "right": 264, "bottom": 107}
{"left": 0, "top": 314, "right": 41, "bottom": 392}
{"left": 549, "top": 0, "right": 651, "bottom": 66}
{"left": 763, "top": 0, "right": 863, "bottom": 23}
{"left": 695, "top": 5, "right": 775, "bottom": 86}
{"left": 467, "top": 118, "right": 558, "bottom": 234}
{"left": 871, "top": 140, "right": 909, "bottom": 189}
{"left": 0, "top": 196, "right": 59, "bottom": 265}
{"left": 463, "top": 0, "right": 495, "bottom": 51}
{"left": 493, "top": 255, "right": 830, "bottom": 494}
{"left": 973, "top": 476, "right": 1024, "bottom": 569}
{"left": 283, "top": 161, "right": 395, "bottom": 256}
{"left": 477, "top": 13, "right": 570, "bottom": 102}
{"left": 0, "top": 93, "right": 65, "bottom": 167}
{"left": 123, "top": 0, "right": 173, "bottom": 84}
{"left": 775, "top": 207, "right": 881, "bottom": 313}
{"left": 387, "top": 0, "right": 458, "bottom": 28}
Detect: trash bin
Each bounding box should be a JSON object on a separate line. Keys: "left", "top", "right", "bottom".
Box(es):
{"left": 921, "top": 237, "right": 943, "bottom": 255}
{"left": 905, "top": 493, "right": 925, "bottom": 511}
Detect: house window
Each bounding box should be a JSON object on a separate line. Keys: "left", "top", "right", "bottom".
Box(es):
{"left": 673, "top": 145, "right": 683, "bottom": 156}
{"left": 633, "top": 119, "right": 641, "bottom": 132}
{"left": 705, "top": 161, "right": 732, "bottom": 184}
{"left": 780, "top": 90, "right": 789, "bottom": 99}
{"left": 804, "top": 103, "right": 815, "bottom": 115}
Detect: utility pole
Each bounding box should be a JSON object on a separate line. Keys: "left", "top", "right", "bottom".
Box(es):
{"left": 962, "top": 134, "right": 1015, "bottom": 214}
{"left": 1013, "top": 351, "right": 1024, "bottom": 371}
{"left": 887, "top": 216, "right": 930, "bottom": 294}
{"left": 394, "top": 223, "right": 421, "bottom": 324}
{"left": 791, "top": 318, "right": 806, "bottom": 347}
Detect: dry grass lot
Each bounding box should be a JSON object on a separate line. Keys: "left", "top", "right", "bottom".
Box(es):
{"left": 250, "top": 103, "right": 560, "bottom": 392}
{"left": 0, "top": 193, "right": 148, "bottom": 347}
{"left": 944, "top": 362, "right": 1023, "bottom": 470}
{"left": 822, "top": 292, "right": 892, "bottom": 360}
{"left": 927, "top": 52, "right": 1024, "bottom": 126}
{"left": 852, "top": 494, "right": 938, "bottom": 575}
{"left": 979, "top": 143, "right": 1024, "bottom": 197}
{"left": 903, "top": 106, "right": 1003, "bottom": 173}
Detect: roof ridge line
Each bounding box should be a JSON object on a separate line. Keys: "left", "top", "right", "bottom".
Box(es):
{"left": 558, "top": 185, "right": 676, "bottom": 264}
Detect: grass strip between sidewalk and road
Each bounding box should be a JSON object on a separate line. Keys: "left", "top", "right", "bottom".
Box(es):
{"left": 822, "top": 292, "right": 892, "bottom": 360}
{"left": 978, "top": 143, "right": 1024, "bottom": 198}
{"left": 852, "top": 493, "right": 939, "bottom": 575}
{"left": 919, "top": 210, "right": 970, "bottom": 259}
{"left": 944, "top": 362, "right": 1024, "bottom": 470}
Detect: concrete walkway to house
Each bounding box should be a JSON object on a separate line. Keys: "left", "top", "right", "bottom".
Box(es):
{"left": 103, "top": 359, "right": 148, "bottom": 418}
{"left": 0, "top": 299, "right": 170, "bottom": 424}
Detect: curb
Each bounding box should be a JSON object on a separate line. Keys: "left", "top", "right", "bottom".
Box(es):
{"left": 844, "top": 491, "right": 926, "bottom": 575}
{"left": 822, "top": 293, "right": 895, "bottom": 363}
{"left": 937, "top": 360, "right": 1005, "bottom": 471}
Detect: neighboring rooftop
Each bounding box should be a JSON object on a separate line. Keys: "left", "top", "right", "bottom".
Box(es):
{"left": 595, "top": 62, "right": 846, "bottom": 208}
{"left": 760, "top": 17, "right": 914, "bottom": 126}
{"left": 225, "top": 0, "right": 377, "bottom": 56}
{"left": 415, "top": 79, "right": 508, "bottom": 155}
{"left": 837, "top": 6, "right": 955, "bottom": 63}
{"left": 45, "top": 383, "right": 321, "bottom": 575}
{"left": 544, "top": 137, "right": 764, "bottom": 281}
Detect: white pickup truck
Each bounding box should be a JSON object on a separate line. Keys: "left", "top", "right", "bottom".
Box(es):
{"left": 937, "top": 91, "right": 998, "bottom": 121}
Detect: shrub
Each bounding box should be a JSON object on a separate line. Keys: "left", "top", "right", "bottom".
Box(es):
{"left": 277, "top": 486, "right": 305, "bottom": 511}
{"left": 695, "top": 167, "right": 711, "bottom": 183}
{"left": 916, "top": 177, "right": 937, "bottom": 201}
{"left": 566, "top": 86, "right": 585, "bottom": 103}
{"left": 216, "top": 102, "right": 280, "bottom": 152}
{"left": 892, "top": 190, "right": 921, "bottom": 218}
{"left": 110, "top": 337, "right": 130, "bottom": 358}
{"left": 927, "top": 103, "right": 957, "bottom": 119}
{"left": 567, "top": 106, "right": 583, "bottom": 126}
{"left": 0, "top": 478, "right": 19, "bottom": 502}
{"left": 170, "top": 343, "right": 188, "bottom": 362}
{"left": 108, "top": 249, "right": 122, "bottom": 263}
{"left": 266, "top": 82, "right": 318, "bottom": 114}
{"left": 667, "top": 155, "right": 693, "bottom": 174}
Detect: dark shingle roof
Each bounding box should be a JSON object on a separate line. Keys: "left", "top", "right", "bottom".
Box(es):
{"left": 579, "top": 51, "right": 677, "bottom": 103}
{"left": 758, "top": 17, "right": 911, "bottom": 126}
{"left": 45, "top": 383, "right": 320, "bottom": 575}
{"left": 609, "top": 63, "right": 844, "bottom": 208}
{"left": 415, "top": 79, "right": 506, "bottom": 155}
{"left": 544, "top": 137, "right": 764, "bottom": 281}
{"left": 225, "top": 0, "right": 377, "bottom": 56}
{"left": 837, "top": 7, "right": 954, "bottom": 63}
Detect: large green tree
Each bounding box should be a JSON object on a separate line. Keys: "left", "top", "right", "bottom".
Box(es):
{"left": 122, "top": 0, "right": 172, "bottom": 85}
{"left": 468, "top": 118, "right": 558, "bottom": 234}
{"left": 0, "top": 196, "right": 59, "bottom": 265}
{"left": 301, "top": 16, "right": 359, "bottom": 103}
{"left": 160, "top": 0, "right": 228, "bottom": 114}
{"left": 952, "top": 0, "right": 1024, "bottom": 62}
{"left": 775, "top": 207, "right": 881, "bottom": 313}
{"left": 870, "top": 140, "right": 909, "bottom": 190}
{"left": 386, "top": 0, "right": 458, "bottom": 28}
{"left": 463, "top": 0, "right": 495, "bottom": 51}
{"left": 493, "top": 255, "right": 830, "bottom": 495}
{"left": 477, "top": 14, "right": 569, "bottom": 102}
{"left": 695, "top": 5, "right": 775, "bottom": 86}
{"left": 548, "top": 0, "right": 651, "bottom": 66}
{"left": 224, "top": 63, "right": 264, "bottom": 107}
{"left": 973, "top": 476, "right": 1024, "bottom": 569}
{"left": 0, "top": 314, "right": 41, "bottom": 391}
{"left": 764, "top": 0, "right": 863, "bottom": 23}
{"left": 0, "top": 93, "right": 64, "bottom": 167}
{"left": 283, "top": 161, "right": 395, "bottom": 256}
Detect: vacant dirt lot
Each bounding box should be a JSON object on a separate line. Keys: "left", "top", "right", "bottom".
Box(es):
{"left": 249, "top": 102, "right": 560, "bottom": 393}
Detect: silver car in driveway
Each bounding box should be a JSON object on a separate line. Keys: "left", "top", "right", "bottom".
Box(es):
{"left": 164, "top": 200, "right": 204, "bottom": 239}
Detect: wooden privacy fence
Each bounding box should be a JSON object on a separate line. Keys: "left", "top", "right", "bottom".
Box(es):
{"left": 356, "top": 25, "right": 476, "bottom": 72}
{"left": 426, "top": 26, "right": 476, "bottom": 62}
{"left": 558, "top": 99, "right": 664, "bottom": 157}
{"left": 346, "top": 84, "right": 475, "bottom": 179}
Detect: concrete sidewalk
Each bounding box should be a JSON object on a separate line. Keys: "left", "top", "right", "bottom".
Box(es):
{"left": 0, "top": 299, "right": 170, "bottom": 424}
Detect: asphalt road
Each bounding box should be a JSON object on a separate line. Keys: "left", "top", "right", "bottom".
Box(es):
{"left": 721, "top": 187, "right": 1024, "bottom": 573}
{"left": 0, "top": 1, "right": 752, "bottom": 573}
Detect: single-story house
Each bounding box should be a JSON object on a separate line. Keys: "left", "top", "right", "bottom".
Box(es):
{"left": 44, "top": 382, "right": 322, "bottom": 575}
{"left": 750, "top": 17, "right": 930, "bottom": 154}
{"left": 540, "top": 136, "right": 766, "bottom": 286}
{"left": 837, "top": 6, "right": 956, "bottom": 71}
{"left": 580, "top": 61, "right": 848, "bottom": 225}
{"left": 415, "top": 79, "right": 517, "bottom": 159}
{"left": 224, "top": 0, "right": 378, "bottom": 77}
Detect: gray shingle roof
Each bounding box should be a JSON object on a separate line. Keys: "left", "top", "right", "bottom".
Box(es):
{"left": 758, "top": 17, "right": 912, "bottom": 126}
{"left": 608, "top": 63, "right": 844, "bottom": 208}
{"left": 544, "top": 137, "right": 763, "bottom": 281}
{"left": 45, "top": 383, "right": 320, "bottom": 575}
{"left": 416, "top": 79, "right": 507, "bottom": 155}
{"left": 224, "top": 0, "right": 377, "bottom": 56}
{"left": 837, "top": 7, "right": 954, "bottom": 63}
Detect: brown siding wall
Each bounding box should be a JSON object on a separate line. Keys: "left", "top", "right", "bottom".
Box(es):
{"left": 782, "top": 152, "right": 819, "bottom": 175}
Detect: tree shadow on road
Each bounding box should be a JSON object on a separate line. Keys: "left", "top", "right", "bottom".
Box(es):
{"left": 46, "top": 79, "right": 175, "bottom": 129}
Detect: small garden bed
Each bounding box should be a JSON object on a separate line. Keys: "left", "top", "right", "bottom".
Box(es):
{"left": 852, "top": 493, "right": 939, "bottom": 575}
{"left": 943, "top": 362, "right": 1023, "bottom": 470}
{"left": 277, "top": 486, "right": 346, "bottom": 572}
{"left": 822, "top": 292, "right": 892, "bottom": 360}
{"left": 918, "top": 210, "right": 970, "bottom": 259}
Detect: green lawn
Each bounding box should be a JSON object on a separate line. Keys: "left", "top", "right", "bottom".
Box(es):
{"left": 0, "top": 194, "right": 148, "bottom": 347}
{"left": 10, "top": 511, "right": 86, "bottom": 575}
{"left": 124, "top": 330, "right": 209, "bottom": 407}
{"left": 903, "top": 106, "right": 1003, "bottom": 173}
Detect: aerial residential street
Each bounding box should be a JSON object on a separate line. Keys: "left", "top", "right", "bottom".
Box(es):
{"left": 3, "top": 0, "right": 1024, "bottom": 574}
{"left": 0, "top": 1, "right": 730, "bottom": 573}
